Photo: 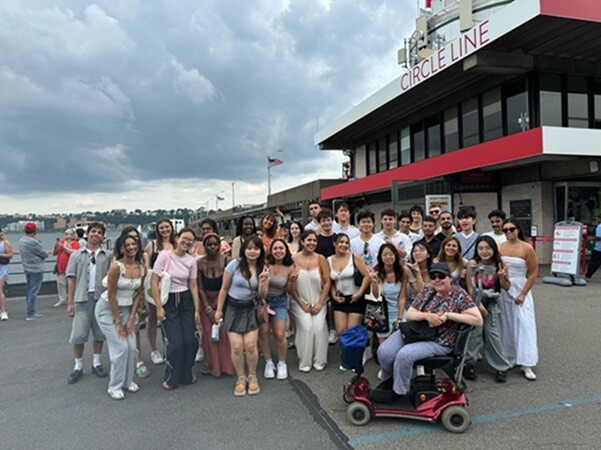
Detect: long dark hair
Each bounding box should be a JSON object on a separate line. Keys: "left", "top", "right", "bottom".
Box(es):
{"left": 155, "top": 218, "right": 177, "bottom": 251}
{"left": 288, "top": 220, "right": 304, "bottom": 243}
{"left": 235, "top": 215, "right": 256, "bottom": 237}
{"left": 260, "top": 213, "right": 278, "bottom": 239}
{"left": 266, "top": 238, "right": 294, "bottom": 266}
{"left": 114, "top": 235, "right": 144, "bottom": 264}
{"left": 411, "top": 241, "right": 432, "bottom": 271}
{"left": 375, "top": 243, "right": 405, "bottom": 284}
{"left": 502, "top": 218, "right": 526, "bottom": 241}
{"left": 473, "top": 235, "right": 503, "bottom": 268}
{"left": 238, "top": 235, "right": 265, "bottom": 280}
{"left": 298, "top": 230, "right": 317, "bottom": 252}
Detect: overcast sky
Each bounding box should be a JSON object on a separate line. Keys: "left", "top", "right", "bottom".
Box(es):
{"left": 0, "top": 0, "right": 415, "bottom": 214}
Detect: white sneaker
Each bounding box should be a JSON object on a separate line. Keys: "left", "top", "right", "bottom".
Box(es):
{"left": 151, "top": 351, "right": 164, "bottom": 365}
{"left": 522, "top": 367, "right": 537, "bottom": 380}
{"left": 54, "top": 300, "right": 66, "bottom": 307}
{"left": 276, "top": 362, "right": 288, "bottom": 380}
{"left": 108, "top": 389, "right": 125, "bottom": 400}
{"left": 285, "top": 330, "right": 294, "bottom": 339}
{"left": 328, "top": 329, "right": 338, "bottom": 345}
{"left": 264, "top": 360, "right": 275, "bottom": 379}
{"left": 0, "top": 311, "right": 8, "bottom": 321}
{"left": 126, "top": 381, "right": 140, "bottom": 392}
{"left": 195, "top": 347, "right": 204, "bottom": 362}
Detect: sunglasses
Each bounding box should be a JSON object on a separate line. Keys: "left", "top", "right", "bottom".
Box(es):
{"left": 429, "top": 210, "right": 440, "bottom": 215}
{"left": 363, "top": 242, "right": 369, "bottom": 255}
{"left": 89, "top": 252, "right": 96, "bottom": 265}
{"left": 502, "top": 227, "right": 517, "bottom": 234}
{"left": 429, "top": 273, "right": 447, "bottom": 281}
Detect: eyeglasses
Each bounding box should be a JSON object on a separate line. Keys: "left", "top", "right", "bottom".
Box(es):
{"left": 502, "top": 227, "right": 517, "bottom": 234}
{"left": 429, "top": 273, "right": 447, "bottom": 281}
{"left": 89, "top": 252, "right": 96, "bottom": 265}
{"left": 363, "top": 242, "right": 369, "bottom": 255}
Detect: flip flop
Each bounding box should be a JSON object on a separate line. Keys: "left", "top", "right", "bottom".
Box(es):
{"left": 162, "top": 381, "right": 173, "bottom": 391}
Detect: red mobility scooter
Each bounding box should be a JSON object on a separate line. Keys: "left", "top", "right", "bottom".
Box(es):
{"left": 342, "top": 324, "right": 474, "bottom": 433}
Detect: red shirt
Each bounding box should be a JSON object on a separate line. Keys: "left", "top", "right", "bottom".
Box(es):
{"left": 56, "top": 240, "right": 80, "bottom": 274}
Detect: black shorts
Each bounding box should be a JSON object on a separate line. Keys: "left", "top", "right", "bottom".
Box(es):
{"left": 331, "top": 295, "right": 366, "bottom": 315}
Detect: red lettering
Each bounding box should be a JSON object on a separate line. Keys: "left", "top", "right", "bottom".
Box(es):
{"left": 464, "top": 28, "right": 478, "bottom": 53}
{"left": 421, "top": 58, "right": 431, "bottom": 79}
{"left": 400, "top": 72, "right": 410, "bottom": 91}
{"left": 437, "top": 49, "right": 446, "bottom": 71}
{"left": 479, "top": 19, "right": 490, "bottom": 45}
{"left": 412, "top": 65, "right": 421, "bottom": 85}
{"left": 450, "top": 41, "right": 460, "bottom": 62}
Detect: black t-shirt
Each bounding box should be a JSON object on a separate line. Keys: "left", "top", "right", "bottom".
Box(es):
{"left": 316, "top": 234, "right": 336, "bottom": 258}
{"left": 419, "top": 234, "right": 443, "bottom": 258}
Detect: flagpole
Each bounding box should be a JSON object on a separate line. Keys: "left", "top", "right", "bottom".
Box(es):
{"left": 268, "top": 164, "right": 271, "bottom": 197}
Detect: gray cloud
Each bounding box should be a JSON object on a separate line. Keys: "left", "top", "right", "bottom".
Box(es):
{"left": 0, "top": 0, "right": 413, "bottom": 199}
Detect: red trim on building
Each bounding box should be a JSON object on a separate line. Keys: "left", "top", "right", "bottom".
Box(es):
{"left": 540, "top": 0, "right": 601, "bottom": 22}
{"left": 321, "top": 128, "right": 544, "bottom": 200}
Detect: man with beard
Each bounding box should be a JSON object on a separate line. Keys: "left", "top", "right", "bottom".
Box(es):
{"left": 436, "top": 211, "right": 455, "bottom": 241}
{"left": 418, "top": 216, "right": 443, "bottom": 257}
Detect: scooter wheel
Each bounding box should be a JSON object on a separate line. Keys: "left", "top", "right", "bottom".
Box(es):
{"left": 441, "top": 406, "right": 470, "bottom": 433}
{"left": 347, "top": 402, "right": 371, "bottom": 426}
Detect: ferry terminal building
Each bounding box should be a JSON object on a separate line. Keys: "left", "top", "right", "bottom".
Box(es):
{"left": 314, "top": 0, "right": 601, "bottom": 264}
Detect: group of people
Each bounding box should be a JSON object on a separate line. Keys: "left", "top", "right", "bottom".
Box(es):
{"left": 0, "top": 201, "right": 545, "bottom": 402}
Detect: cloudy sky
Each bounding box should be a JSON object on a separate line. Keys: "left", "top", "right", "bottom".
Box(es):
{"left": 0, "top": 0, "right": 415, "bottom": 214}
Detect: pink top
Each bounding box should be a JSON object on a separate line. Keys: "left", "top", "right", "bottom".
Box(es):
{"left": 153, "top": 250, "right": 197, "bottom": 293}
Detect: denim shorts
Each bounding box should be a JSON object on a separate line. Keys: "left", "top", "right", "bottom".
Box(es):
{"left": 69, "top": 292, "right": 105, "bottom": 345}
{"left": 266, "top": 294, "right": 288, "bottom": 322}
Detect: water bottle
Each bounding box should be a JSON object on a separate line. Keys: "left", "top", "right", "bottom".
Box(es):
{"left": 211, "top": 320, "right": 222, "bottom": 342}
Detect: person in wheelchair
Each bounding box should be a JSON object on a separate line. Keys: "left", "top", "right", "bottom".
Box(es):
{"left": 373, "top": 262, "right": 483, "bottom": 403}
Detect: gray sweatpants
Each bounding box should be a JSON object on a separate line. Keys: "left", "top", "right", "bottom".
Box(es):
{"left": 95, "top": 300, "right": 136, "bottom": 391}
{"left": 466, "top": 301, "right": 512, "bottom": 371}
{"left": 377, "top": 329, "right": 450, "bottom": 395}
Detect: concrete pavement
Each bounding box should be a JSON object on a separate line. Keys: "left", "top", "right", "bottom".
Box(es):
{"left": 1, "top": 274, "right": 600, "bottom": 449}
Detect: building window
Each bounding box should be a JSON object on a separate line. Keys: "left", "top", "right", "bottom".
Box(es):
{"left": 505, "top": 78, "right": 529, "bottom": 135}
{"left": 443, "top": 107, "right": 459, "bottom": 152}
{"left": 461, "top": 98, "right": 479, "bottom": 147}
{"left": 426, "top": 114, "right": 441, "bottom": 157}
{"left": 368, "top": 142, "right": 377, "bottom": 175}
{"left": 388, "top": 134, "right": 398, "bottom": 169}
{"left": 539, "top": 73, "right": 563, "bottom": 127}
{"left": 482, "top": 88, "right": 502, "bottom": 140}
{"left": 378, "top": 138, "right": 387, "bottom": 172}
{"left": 412, "top": 123, "right": 425, "bottom": 162}
{"left": 594, "top": 78, "right": 601, "bottom": 129}
{"left": 567, "top": 76, "right": 589, "bottom": 128}
{"left": 400, "top": 127, "right": 411, "bottom": 165}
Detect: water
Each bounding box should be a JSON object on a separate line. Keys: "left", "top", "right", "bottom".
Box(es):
{"left": 2, "top": 231, "right": 121, "bottom": 284}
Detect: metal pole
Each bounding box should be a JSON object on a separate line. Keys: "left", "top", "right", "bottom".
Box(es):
{"left": 268, "top": 165, "right": 271, "bottom": 197}
{"left": 232, "top": 181, "right": 235, "bottom": 209}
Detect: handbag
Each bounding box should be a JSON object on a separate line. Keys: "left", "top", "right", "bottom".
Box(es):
{"left": 399, "top": 290, "right": 437, "bottom": 343}
{"left": 364, "top": 295, "right": 390, "bottom": 334}
{"left": 248, "top": 279, "right": 267, "bottom": 325}
{"left": 0, "top": 255, "right": 11, "bottom": 265}
{"left": 352, "top": 254, "right": 363, "bottom": 287}
{"left": 146, "top": 254, "right": 171, "bottom": 306}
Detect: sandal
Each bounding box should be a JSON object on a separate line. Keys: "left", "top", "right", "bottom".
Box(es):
{"left": 199, "top": 365, "right": 211, "bottom": 375}
{"left": 162, "top": 381, "right": 174, "bottom": 391}
{"left": 190, "top": 374, "right": 198, "bottom": 384}
{"left": 234, "top": 376, "right": 247, "bottom": 396}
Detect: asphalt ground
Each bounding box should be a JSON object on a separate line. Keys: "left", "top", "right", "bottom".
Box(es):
{"left": 1, "top": 273, "right": 600, "bottom": 449}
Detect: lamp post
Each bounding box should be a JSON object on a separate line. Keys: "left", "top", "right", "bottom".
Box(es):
{"left": 232, "top": 181, "right": 236, "bottom": 209}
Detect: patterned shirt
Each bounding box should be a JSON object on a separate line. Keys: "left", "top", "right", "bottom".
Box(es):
{"left": 411, "top": 285, "right": 475, "bottom": 347}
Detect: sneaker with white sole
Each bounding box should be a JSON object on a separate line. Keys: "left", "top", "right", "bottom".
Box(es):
{"left": 522, "top": 366, "right": 537, "bottom": 380}
{"left": 0, "top": 311, "right": 8, "bottom": 321}
{"left": 126, "top": 382, "right": 140, "bottom": 392}
{"left": 108, "top": 389, "right": 125, "bottom": 400}
{"left": 264, "top": 360, "right": 275, "bottom": 379}
{"left": 276, "top": 362, "right": 288, "bottom": 380}
{"left": 195, "top": 347, "right": 204, "bottom": 363}
{"left": 54, "top": 300, "right": 66, "bottom": 307}
{"left": 328, "top": 329, "right": 338, "bottom": 345}
{"left": 151, "top": 350, "right": 164, "bottom": 365}
{"left": 25, "top": 313, "right": 44, "bottom": 321}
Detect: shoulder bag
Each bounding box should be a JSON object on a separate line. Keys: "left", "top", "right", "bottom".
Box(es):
{"left": 248, "top": 277, "right": 267, "bottom": 325}
{"left": 145, "top": 253, "right": 171, "bottom": 306}
{"left": 399, "top": 290, "right": 437, "bottom": 344}
{"left": 351, "top": 254, "right": 363, "bottom": 287}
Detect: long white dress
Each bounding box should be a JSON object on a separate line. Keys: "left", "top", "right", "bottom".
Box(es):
{"left": 290, "top": 267, "right": 328, "bottom": 370}
{"left": 498, "top": 256, "right": 539, "bottom": 367}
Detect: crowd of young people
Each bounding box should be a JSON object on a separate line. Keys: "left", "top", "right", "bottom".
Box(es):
{"left": 52, "top": 199, "right": 541, "bottom": 400}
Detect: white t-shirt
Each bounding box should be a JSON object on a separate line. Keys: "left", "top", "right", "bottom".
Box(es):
{"left": 482, "top": 231, "right": 507, "bottom": 244}
{"left": 350, "top": 234, "right": 384, "bottom": 269}
{"left": 375, "top": 230, "right": 412, "bottom": 260}
{"left": 87, "top": 249, "right": 98, "bottom": 292}
{"left": 333, "top": 222, "right": 360, "bottom": 240}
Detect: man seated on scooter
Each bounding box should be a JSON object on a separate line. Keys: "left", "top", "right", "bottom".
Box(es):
{"left": 373, "top": 262, "right": 483, "bottom": 403}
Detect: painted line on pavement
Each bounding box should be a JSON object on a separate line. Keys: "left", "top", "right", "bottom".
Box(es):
{"left": 348, "top": 392, "right": 601, "bottom": 447}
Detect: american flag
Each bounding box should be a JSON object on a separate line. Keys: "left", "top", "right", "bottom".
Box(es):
{"left": 216, "top": 194, "right": 225, "bottom": 201}
{"left": 268, "top": 157, "right": 283, "bottom": 168}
